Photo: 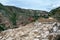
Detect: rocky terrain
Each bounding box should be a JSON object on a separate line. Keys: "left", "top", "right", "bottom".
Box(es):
{"left": 0, "top": 20, "right": 60, "bottom": 40}
{"left": 0, "top": 3, "right": 60, "bottom": 40}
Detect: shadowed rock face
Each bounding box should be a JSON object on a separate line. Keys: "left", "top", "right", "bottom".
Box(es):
{"left": 49, "top": 35, "right": 60, "bottom": 40}
{"left": 55, "top": 35, "right": 60, "bottom": 40}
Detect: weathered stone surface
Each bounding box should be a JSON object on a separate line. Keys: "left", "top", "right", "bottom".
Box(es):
{"left": 0, "top": 21, "right": 60, "bottom": 40}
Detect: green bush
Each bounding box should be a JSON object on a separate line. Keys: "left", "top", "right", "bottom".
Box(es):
{"left": 10, "top": 13, "right": 17, "bottom": 26}
{"left": 0, "top": 24, "right": 6, "bottom": 31}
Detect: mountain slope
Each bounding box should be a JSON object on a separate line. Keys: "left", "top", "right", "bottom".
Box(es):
{"left": 0, "top": 3, "right": 49, "bottom": 31}
{"left": 50, "top": 7, "right": 60, "bottom": 22}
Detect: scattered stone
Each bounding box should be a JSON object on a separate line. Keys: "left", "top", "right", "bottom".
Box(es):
{"left": 0, "top": 21, "right": 60, "bottom": 40}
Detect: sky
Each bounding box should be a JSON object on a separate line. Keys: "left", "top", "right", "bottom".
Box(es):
{"left": 0, "top": 0, "right": 60, "bottom": 11}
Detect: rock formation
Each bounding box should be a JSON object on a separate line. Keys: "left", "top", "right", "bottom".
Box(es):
{"left": 0, "top": 21, "right": 60, "bottom": 40}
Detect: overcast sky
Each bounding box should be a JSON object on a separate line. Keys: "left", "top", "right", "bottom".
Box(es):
{"left": 0, "top": 0, "right": 60, "bottom": 11}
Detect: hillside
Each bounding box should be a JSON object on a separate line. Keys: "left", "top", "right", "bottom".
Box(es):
{"left": 0, "top": 3, "right": 60, "bottom": 40}
{"left": 50, "top": 7, "right": 60, "bottom": 22}
{"left": 0, "top": 3, "right": 49, "bottom": 31}
{"left": 0, "top": 3, "right": 60, "bottom": 31}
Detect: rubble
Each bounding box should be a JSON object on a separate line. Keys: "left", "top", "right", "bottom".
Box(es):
{"left": 0, "top": 21, "right": 60, "bottom": 40}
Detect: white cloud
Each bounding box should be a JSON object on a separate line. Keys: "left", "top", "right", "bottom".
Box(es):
{"left": 21, "top": 0, "right": 51, "bottom": 6}
{"left": 0, "top": 0, "right": 60, "bottom": 11}
{"left": 52, "top": 4, "right": 60, "bottom": 8}
{"left": 50, "top": 0, "right": 60, "bottom": 9}
{"left": 52, "top": 2, "right": 60, "bottom": 7}
{"left": 0, "top": 0, "right": 9, "bottom": 4}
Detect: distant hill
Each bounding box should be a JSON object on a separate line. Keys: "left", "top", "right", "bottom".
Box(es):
{"left": 1, "top": 3, "right": 60, "bottom": 31}
{"left": 0, "top": 3, "right": 49, "bottom": 31}
{"left": 50, "top": 7, "right": 60, "bottom": 22}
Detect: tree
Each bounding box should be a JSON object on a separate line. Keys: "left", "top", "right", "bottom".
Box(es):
{"left": 10, "top": 13, "right": 17, "bottom": 26}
